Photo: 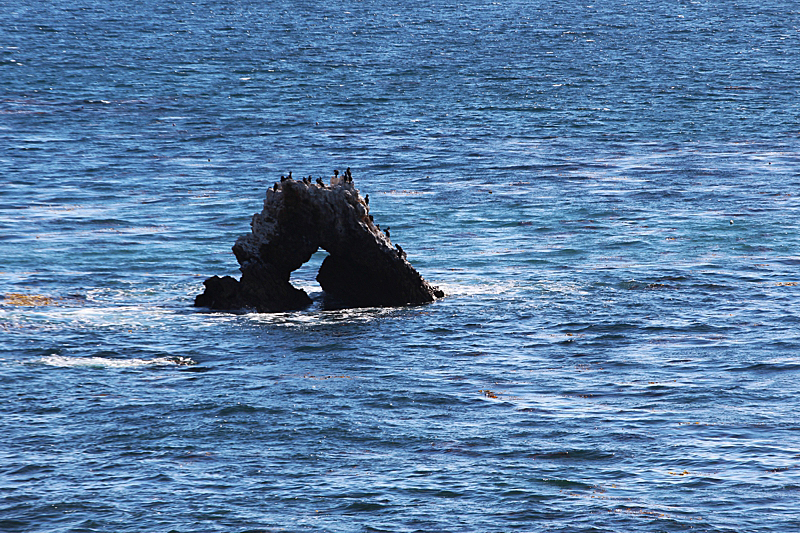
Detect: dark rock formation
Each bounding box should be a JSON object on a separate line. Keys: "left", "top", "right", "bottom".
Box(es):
{"left": 195, "top": 173, "right": 444, "bottom": 312}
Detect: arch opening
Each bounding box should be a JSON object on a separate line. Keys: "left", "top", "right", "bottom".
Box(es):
{"left": 288, "top": 248, "right": 329, "bottom": 296}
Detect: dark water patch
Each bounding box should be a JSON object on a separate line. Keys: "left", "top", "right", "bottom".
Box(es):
{"left": 217, "top": 404, "right": 262, "bottom": 416}
{"left": 726, "top": 362, "right": 800, "bottom": 373}
{"left": 579, "top": 322, "right": 640, "bottom": 334}
{"left": 340, "top": 500, "right": 395, "bottom": 513}
{"left": 399, "top": 487, "right": 466, "bottom": 499}
{"left": 537, "top": 478, "right": 595, "bottom": 490}
{"left": 530, "top": 449, "right": 617, "bottom": 461}
{"left": 180, "top": 365, "right": 212, "bottom": 373}
{"left": 5, "top": 464, "right": 55, "bottom": 478}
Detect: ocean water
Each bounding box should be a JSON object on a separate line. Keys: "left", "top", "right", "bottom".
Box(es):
{"left": 2, "top": 1, "right": 800, "bottom": 531}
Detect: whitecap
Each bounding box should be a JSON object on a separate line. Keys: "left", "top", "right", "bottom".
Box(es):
{"left": 38, "top": 355, "right": 195, "bottom": 368}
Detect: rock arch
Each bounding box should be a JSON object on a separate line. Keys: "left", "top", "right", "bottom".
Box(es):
{"left": 195, "top": 175, "right": 443, "bottom": 312}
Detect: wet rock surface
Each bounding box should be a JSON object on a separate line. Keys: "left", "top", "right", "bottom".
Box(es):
{"left": 195, "top": 172, "right": 443, "bottom": 312}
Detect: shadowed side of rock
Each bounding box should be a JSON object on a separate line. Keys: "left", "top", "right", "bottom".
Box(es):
{"left": 194, "top": 264, "right": 312, "bottom": 313}
{"left": 316, "top": 250, "right": 438, "bottom": 308}
{"left": 195, "top": 173, "right": 443, "bottom": 312}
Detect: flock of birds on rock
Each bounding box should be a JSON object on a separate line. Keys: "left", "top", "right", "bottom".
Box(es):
{"left": 270, "top": 168, "right": 407, "bottom": 261}
{"left": 275, "top": 167, "right": 354, "bottom": 189}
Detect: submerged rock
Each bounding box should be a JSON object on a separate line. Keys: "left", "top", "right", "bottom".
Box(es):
{"left": 195, "top": 173, "right": 444, "bottom": 312}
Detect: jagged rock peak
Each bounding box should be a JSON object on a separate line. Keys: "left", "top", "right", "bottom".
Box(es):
{"left": 195, "top": 172, "right": 444, "bottom": 312}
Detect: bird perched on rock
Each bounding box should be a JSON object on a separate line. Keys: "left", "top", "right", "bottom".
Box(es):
{"left": 396, "top": 243, "right": 406, "bottom": 259}
{"left": 316, "top": 177, "right": 324, "bottom": 186}
{"left": 364, "top": 194, "right": 369, "bottom": 205}
{"left": 288, "top": 171, "right": 292, "bottom": 180}
{"left": 385, "top": 227, "right": 390, "bottom": 239}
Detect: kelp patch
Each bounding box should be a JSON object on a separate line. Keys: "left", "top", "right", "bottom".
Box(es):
{"left": 2, "top": 293, "right": 59, "bottom": 307}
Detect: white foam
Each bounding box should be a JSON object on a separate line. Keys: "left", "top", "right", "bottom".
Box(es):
{"left": 38, "top": 355, "right": 194, "bottom": 368}
{"left": 434, "top": 279, "right": 525, "bottom": 298}
{"left": 245, "top": 303, "right": 398, "bottom": 326}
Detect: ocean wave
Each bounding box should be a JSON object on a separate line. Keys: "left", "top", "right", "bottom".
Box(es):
{"left": 37, "top": 355, "right": 195, "bottom": 368}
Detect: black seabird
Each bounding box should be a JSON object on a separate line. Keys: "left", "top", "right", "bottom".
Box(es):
{"left": 364, "top": 194, "right": 369, "bottom": 205}
{"left": 280, "top": 175, "right": 286, "bottom": 182}
{"left": 316, "top": 177, "right": 324, "bottom": 186}
{"left": 385, "top": 227, "right": 390, "bottom": 239}
{"left": 288, "top": 171, "right": 292, "bottom": 180}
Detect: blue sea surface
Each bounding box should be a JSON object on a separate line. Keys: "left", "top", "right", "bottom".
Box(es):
{"left": 2, "top": 1, "right": 800, "bottom": 531}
